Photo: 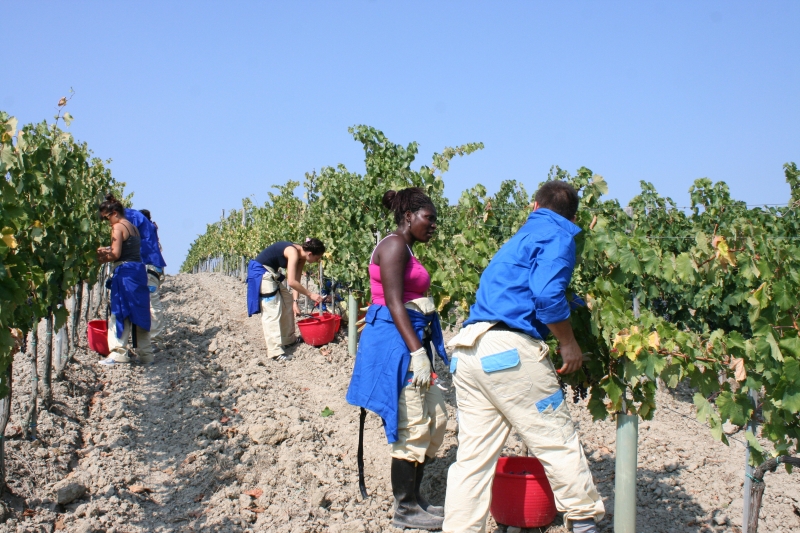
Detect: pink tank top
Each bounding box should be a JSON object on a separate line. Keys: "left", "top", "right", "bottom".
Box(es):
{"left": 369, "top": 236, "right": 431, "bottom": 305}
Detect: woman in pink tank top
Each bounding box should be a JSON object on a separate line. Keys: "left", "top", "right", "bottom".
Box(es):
{"left": 347, "top": 187, "right": 449, "bottom": 530}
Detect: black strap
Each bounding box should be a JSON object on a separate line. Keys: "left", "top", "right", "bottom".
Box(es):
{"left": 131, "top": 323, "right": 138, "bottom": 349}
{"left": 358, "top": 407, "right": 368, "bottom": 499}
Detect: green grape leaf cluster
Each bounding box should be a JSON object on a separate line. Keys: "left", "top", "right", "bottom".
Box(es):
{"left": 182, "top": 126, "right": 800, "bottom": 462}
{"left": 0, "top": 110, "right": 124, "bottom": 398}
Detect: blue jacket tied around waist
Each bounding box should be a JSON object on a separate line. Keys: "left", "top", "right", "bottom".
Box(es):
{"left": 247, "top": 259, "right": 287, "bottom": 316}
{"left": 110, "top": 262, "right": 151, "bottom": 338}
{"left": 346, "top": 304, "right": 449, "bottom": 443}
{"left": 246, "top": 260, "right": 267, "bottom": 317}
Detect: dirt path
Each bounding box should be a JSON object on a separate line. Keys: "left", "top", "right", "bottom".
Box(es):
{"left": 2, "top": 272, "right": 799, "bottom": 533}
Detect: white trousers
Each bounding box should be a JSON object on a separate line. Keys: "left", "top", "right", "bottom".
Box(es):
{"left": 443, "top": 324, "right": 603, "bottom": 533}
{"left": 260, "top": 276, "right": 296, "bottom": 358}
{"left": 107, "top": 311, "right": 152, "bottom": 363}
{"left": 146, "top": 266, "right": 164, "bottom": 341}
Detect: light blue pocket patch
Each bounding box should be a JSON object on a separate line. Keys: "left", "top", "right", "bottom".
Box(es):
{"left": 450, "top": 357, "right": 458, "bottom": 374}
{"left": 261, "top": 295, "right": 277, "bottom": 303}
{"left": 535, "top": 389, "right": 564, "bottom": 412}
{"left": 480, "top": 349, "right": 520, "bottom": 373}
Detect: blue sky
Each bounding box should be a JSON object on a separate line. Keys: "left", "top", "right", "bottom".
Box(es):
{"left": 5, "top": 2, "right": 799, "bottom": 273}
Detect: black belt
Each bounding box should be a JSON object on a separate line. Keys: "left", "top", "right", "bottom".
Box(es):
{"left": 260, "top": 289, "right": 279, "bottom": 298}
{"left": 146, "top": 268, "right": 163, "bottom": 280}
{"left": 111, "top": 260, "right": 134, "bottom": 271}
{"left": 491, "top": 322, "right": 528, "bottom": 336}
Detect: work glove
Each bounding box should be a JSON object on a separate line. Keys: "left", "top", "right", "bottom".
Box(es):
{"left": 410, "top": 347, "right": 432, "bottom": 389}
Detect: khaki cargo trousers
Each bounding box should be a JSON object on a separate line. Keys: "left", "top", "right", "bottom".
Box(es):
{"left": 392, "top": 380, "right": 448, "bottom": 463}
{"left": 391, "top": 297, "right": 449, "bottom": 464}
{"left": 443, "top": 323, "right": 604, "bottom": 533}
{"left": 260, "top": 268, "right": 296, "bottom": 358}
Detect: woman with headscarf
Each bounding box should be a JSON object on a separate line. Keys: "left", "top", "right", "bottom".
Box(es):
{"left": 346, "top": 188, "right": 449, "bottom": 530}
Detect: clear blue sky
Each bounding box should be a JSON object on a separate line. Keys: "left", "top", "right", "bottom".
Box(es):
{"left": 5, "top": 2, "right": 799, "bottom": 273}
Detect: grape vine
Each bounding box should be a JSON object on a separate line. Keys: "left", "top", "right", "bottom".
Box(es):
{"left": 183, "top": 125, "right": 799, "bottom": 463}
{"left": 0, "top": 106, "right": 126, "bottom": 397}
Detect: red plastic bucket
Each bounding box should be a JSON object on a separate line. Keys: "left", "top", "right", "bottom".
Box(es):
{"left": 298, "top": 312, "right": 338, "bottom": 346}
{"left": 309, "top": 312, "right": 342, "bottom": 333}
{"left": 87, "top": 319, "right": 110, "bottom": 356}
{"left": 490, "top": 456, "right": 557, "bottom": 528}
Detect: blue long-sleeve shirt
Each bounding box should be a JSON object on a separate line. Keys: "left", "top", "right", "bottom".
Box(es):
{"left": 125, "top": 209, "right": 166, "bottom": 269}
{"left": 463, "top": 208, "right": 581, "bottom": 340}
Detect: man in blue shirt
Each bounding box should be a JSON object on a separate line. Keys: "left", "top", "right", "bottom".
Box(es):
{"left": 443, "top": 181, "right": 604, "bottom": 533}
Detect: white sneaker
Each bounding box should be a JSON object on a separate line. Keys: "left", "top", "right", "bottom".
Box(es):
{"left": 98, "top": 357, "right": 118, "bottom": 366}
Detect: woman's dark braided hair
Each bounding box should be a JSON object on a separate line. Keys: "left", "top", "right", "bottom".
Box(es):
{"left": 382, "top": 187, "right": 435, "bottom": 225}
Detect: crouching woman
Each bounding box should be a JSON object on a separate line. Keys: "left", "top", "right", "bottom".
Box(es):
{"left": 346, "top": 188, "right": 449, "bottom": 531}
{"left": 96, "top": 194, "right": 152, "bottom": 365}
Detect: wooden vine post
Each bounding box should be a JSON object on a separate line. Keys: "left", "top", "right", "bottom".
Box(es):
{"left": 747, "top": 455, "right": 800, "bottom": 533}
{"left": 24, "top": 330, "right": 38, "bottom": 440}
{"left": 742, "top": 389, "right": 760, "bottom": 532}
{"left": 0, "top": 363, "right": 12, "bottom": 496}
{"left": 84, "top": 285, "right": 92, "bottom": 324}
{"left": 70, "top": 284, "right": 83, "bottom": 354}
{"left": 42, "top": 313, "right": 54, "bottom": 408}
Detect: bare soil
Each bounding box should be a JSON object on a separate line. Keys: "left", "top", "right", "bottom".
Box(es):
{"left": 1, "top": 272, "right": 798, "bottom": 533}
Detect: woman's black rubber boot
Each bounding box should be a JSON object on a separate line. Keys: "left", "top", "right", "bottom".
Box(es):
{"left": 391, "top": 458, "right": 444, "bottom": 530}
{"left": 416, "top": 457, "right": 444, "bottom": 517}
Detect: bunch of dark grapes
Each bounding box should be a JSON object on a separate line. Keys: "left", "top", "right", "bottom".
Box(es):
{"left": 559, "top": 367, "right": 594, "bottom": 404}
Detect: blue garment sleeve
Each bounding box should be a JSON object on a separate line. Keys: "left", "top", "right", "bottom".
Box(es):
{"left": 425, "top": 311, "right": 449, "bottom": 366}
{"left": 529, "top": 237, "right": 575, "bottom": 325}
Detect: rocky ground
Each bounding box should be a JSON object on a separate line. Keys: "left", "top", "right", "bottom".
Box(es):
{"left": 1, "top": 272, "right": 798, "bottom": 533}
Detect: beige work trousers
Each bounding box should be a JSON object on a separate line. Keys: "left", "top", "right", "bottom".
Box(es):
{"left": 443, "top": 325, "right": 603, "bottom": 533}
{"left": 107, "top": 311, "right": 153, "bottom": 363}
{"left": 260, "top": 275, "right": 296, "bottom": 358}
{"left": 392, "top": 379, "right": 448, "bottom": 464}
{"left": 146, "top": 266, "right": 164, "bottom": 341}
